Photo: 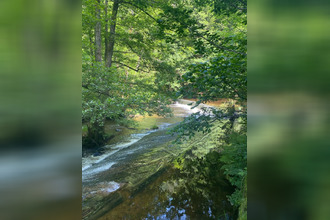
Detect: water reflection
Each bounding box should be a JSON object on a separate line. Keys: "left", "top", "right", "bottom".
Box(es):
{"left": 100, "top": 168, "right": 236, "bottom": 220}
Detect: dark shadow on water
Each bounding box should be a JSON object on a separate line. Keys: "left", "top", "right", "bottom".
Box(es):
{"left": 99, "top": 166, "right": 236, "bottom": 220}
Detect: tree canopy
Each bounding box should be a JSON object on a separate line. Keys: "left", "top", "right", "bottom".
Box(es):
{"left": 82, "top": 0, "right": 247, "bottom": 217}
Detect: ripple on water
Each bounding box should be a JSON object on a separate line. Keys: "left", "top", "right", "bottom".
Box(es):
{"left": 83, "top": 162, "right": 116, "bottom": 181}
{"left": 82, "top": 130, "right": 156, "bottom": 173}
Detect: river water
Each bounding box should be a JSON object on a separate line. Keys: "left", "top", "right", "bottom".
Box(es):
{"left": 82, "top": 100, "right": 235, "bottom": 220}
{"left": 82, "top": 101, "right": 198, "bottom": 179}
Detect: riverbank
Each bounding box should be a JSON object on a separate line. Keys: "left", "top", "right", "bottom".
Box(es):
{"left": 82, "top": 99, "right": 197, "bottom": 157}
{"left": 82, "top": 100, "right": 246, "bottom": 220}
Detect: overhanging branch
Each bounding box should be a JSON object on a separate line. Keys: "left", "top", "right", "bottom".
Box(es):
{"left": 114, "top": 61, "right": 148, "bottom": 73}
{"left": 121, "top": 1, "right": 158, "bottom": 22}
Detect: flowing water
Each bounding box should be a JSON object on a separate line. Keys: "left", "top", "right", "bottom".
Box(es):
{"left": 82, "top": 100, "right": 235, "bottom": 220}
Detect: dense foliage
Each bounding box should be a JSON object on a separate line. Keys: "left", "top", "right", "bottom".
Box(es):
{"left": 82, "top": 0, "right": 246, "bottom": 218}
{"left": 82, "top": 0, "right": 183, "bottom": 147}
{"left": 159, "top": 0, "right": 247, "bottom": 218}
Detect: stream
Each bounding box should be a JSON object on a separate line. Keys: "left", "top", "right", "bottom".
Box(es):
{"left": 82, "top": 100, "right": 235, "bottom": 220}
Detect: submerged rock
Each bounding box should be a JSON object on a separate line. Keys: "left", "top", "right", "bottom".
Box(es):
{"left": 93, "top": 152, "right": 102, "bottom": 157}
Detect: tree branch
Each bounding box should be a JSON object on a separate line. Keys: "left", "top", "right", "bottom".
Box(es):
{"left": 196, "top": 32, "right": 246, "bottom": 56}
{"left": 121, "top": 1, "right": 158, "bottom": 22}
{"left": 82, "top": 84, "right": 112, "bottom": 97}
{"left": 114, "top": 50, "right": 133, "bottom": 53}
{"left": 113, "top": 61, "right": 148, "bottom": 73}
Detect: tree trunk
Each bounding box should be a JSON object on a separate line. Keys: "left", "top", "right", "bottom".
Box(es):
{"left": 95, "top": 0, "right": 102, "bottom": 62}
{"left": 125, "top": 67, "right": 129, "bottom": 79}
{"left": 85, "top": 122, "right": 105, "bottom": 148}
{"left": 89, "top": 30, "right": 94, "bottom": 63}
{"left": 105, "top": 0, "right": 119, "bottom": 68}
{"left": 89, "top": 36, "right": 94, "bottom": 58}
{"left": 104, "top": 0, "right": 109, "bottom": 62}
{"left": 136, "top": 56, "right": 141, "bottom": 72}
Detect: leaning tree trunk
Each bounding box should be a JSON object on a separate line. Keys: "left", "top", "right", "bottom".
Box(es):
{"left": 105, "top": 0, "right": 119, "bottom": 68}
